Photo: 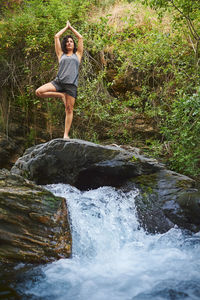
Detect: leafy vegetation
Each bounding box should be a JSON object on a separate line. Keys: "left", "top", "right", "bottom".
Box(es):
{"left": 142, "top": 0, "right": 200, "bottom": 66}
{"left": 0, "top": 0, "right": 199, "bottom": 178}
{"left": 161, "top": 89, "right": 200, "bottom": 176}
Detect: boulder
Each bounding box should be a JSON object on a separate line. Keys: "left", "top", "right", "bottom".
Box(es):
{"left": 11, "top": 138, "right": 200, "bottom": 234}
{"left": 11, "top": 138, "right": 161, "bottom": 187}
{"left": 127, "top": 169, "right": 199, "bottom": 233}
{"left": 0, "top": 169, "right": 72, "bottom": 264}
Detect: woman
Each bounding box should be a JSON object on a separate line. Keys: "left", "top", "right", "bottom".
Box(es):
{"left": 35, "top": 21, "right": 83, "bottom": 139}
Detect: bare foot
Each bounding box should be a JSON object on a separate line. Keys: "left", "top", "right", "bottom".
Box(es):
{"left": 63, "top": 135, "right": 70, "bottom": 139}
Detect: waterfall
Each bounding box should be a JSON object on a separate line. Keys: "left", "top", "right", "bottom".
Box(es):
{"left": 21, "top": 183, "right": 200, "bottom": 300}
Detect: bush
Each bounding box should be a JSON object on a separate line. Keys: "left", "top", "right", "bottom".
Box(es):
{"left": 161, "top": 89, "right": 200, "bottom": 177}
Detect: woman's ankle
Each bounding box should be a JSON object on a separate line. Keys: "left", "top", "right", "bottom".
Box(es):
{"left": 63, "top": 134, "right": 69, "bottom": 139}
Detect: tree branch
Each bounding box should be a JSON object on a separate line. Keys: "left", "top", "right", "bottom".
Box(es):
{"left": 169, "top": 0, "right": 200, "bottom": 41}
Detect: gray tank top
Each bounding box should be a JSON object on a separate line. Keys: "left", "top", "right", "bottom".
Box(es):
{"left": 57, "top": 53, "right": 80, "bottom": 87}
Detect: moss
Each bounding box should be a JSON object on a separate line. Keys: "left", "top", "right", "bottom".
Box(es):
{"left": 131, "top": 174, "right": 157, "bottom": 189}
{"left": 40, "top": 193, "right": 63, "bottom": 210}
{"left": 176, "top": 179, "right": 195, "bottom": 189}
{"left": 129, "top": 155, "right": 139, "bottom": 163}
{"left": 23, "top": 170, "right": 30, "bottom": 180}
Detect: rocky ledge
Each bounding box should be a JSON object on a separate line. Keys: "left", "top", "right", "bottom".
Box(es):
{"left": 0, "top": 169, "right": 72, "bottom": 264}
{"left": 11, "top": 138, "right": 161, "bottom": 187}
{"left": 11, "top": 139, "right": 200, "bottom": 234}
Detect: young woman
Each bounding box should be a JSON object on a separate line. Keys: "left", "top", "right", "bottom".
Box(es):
{"left": 35, "top": 21, "right": 83, "bottom": 139}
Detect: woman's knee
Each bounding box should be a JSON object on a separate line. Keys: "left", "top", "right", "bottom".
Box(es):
{"left": 65, "top": 95, "right": 75, "bottom": 113}
{"left": 35, "top": 86, "right": 45, "bottom": 97}
{"left": 35, "top": 88, "right": 41, "bottom": 97}
{"left": 35, "top": 83, "right": 55, "bottom": 97}
{"left": 65, "top": 103, "right": 74, "bottom": 114}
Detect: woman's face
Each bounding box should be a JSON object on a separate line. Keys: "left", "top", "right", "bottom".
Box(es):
{"left": 66, "top": 38, "right": 74, "bottom": 51}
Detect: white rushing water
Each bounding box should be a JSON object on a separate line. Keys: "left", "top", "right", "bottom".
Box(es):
{"left": 24, "top": 184, "right": 200, "bottom": 300}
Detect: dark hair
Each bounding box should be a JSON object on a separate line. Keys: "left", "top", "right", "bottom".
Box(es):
{"left": 61, "top": 35, "right": 77, "bottom": 54}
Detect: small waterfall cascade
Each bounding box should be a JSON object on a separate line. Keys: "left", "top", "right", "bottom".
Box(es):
{"left": 21, "top": 184, "right": 200, "bottom": 300}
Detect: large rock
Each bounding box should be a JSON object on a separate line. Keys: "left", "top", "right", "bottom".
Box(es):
{"left": 11, "top": 138, "right": 200, "bottom": 234}
{"left": 11, "top": 138, "right": 161, "bottom": 186}
{"left": 127, "top": 169, "right": 199, "bottom": 233}
{"left": 0, "top": 169, "right": 72, "bottom": 264}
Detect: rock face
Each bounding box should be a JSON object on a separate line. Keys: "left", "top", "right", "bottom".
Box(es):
{"left": 128, "top": 170, "right": 199, "bottom": 233}
{"left": 11, "top": 138, "right": 161, "bottom": 186}
{"left": 11, "top": 138, "right": 200, "bottom": 234}
{"left": 0, "top": 169, "right": 72, "bottom": 264}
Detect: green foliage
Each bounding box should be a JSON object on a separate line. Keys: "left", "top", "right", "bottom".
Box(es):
{"left": 73, "top": 63, "right": 133, "bottom": 143}
{"left": 160, "top": 89, "right": 200, "bottom": 177}
{"left": 142, "top": 0, "right": 200, "bottom": 66}
{"left": 142, "top": 0, "right": 200, "bottom": 19}
{"left": 92, "top": 11, "right": 198, "bottom": 119}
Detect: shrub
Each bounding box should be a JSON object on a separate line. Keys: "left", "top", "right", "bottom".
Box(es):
{"left": 161, "top": 88, "right": 200, "bottom": 177}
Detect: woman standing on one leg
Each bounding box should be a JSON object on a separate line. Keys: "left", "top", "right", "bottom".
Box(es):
{"left": 35, "top": 21, "right": 83, "bottom": 139}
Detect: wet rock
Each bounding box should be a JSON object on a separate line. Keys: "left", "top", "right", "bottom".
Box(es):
{"left": 11, "top": 138, "right": 200, "bottom": 234}
{"left": 0, "top": 169, "right": 72, "bottom": 264}
{"left": 177, "top": 191, "right": 200, "bottom": 226}
{"left": 128, "top": 169, "right": 199, "bottom": 233}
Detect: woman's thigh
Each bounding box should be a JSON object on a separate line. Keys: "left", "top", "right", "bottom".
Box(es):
{"left": 36, "top": 82, "right": 57, "bottom": 93}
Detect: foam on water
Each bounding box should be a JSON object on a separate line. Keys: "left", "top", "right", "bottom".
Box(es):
{"left": 22, "top": 184, "right": 200, "bottom": 300}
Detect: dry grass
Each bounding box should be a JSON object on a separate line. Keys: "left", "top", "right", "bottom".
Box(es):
{"left": 89, "top": 0, "right": 172, "bottom": 33}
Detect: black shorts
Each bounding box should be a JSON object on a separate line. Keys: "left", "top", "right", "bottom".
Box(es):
{"left": 51, "top": 78, "right": 77, "bottom": 98}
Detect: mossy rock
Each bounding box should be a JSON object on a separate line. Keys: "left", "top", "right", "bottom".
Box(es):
{"left": 0, "top": 169, "right": 72, "bottom": 264}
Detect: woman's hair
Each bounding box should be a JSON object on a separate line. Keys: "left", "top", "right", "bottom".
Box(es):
{"left": 61, "top": 35, "right": 77, "bottom": 54}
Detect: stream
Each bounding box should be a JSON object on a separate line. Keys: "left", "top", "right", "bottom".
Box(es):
{"left": 16, "top": 183, "right": 200, "bottom": 299}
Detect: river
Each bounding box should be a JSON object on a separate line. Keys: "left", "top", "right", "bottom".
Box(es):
{"left": 17, "top": 183, "right": 200, "bottom": 299}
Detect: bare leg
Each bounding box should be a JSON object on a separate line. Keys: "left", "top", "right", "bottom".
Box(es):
{"left": 35, "top": 83, "right": 75, "bottom": 138}
{"left": 35, "top": 82, "right": 65, "bottom": 102}
{"left": 63, "top": 94, "right": 75, "bottom": 139}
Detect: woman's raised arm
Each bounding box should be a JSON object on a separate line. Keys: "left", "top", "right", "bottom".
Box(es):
{"left": 67, "top": 21, "right": 83, "bottom": 61}
{"left": 54, "top": 23, "right": 69, "bottom": 60}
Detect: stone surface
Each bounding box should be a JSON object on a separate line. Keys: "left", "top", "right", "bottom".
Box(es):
{"left": 11, "top": 138, "right": 200, "bottom": 234}
{"left": 0, "top": 169, "right": 72, "bottom": 264}
{"left": 11, "top": 138, "right": 161, "bottom": 187}
{"left": 127, "top": 169, "right": 199, "bottom": 233}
